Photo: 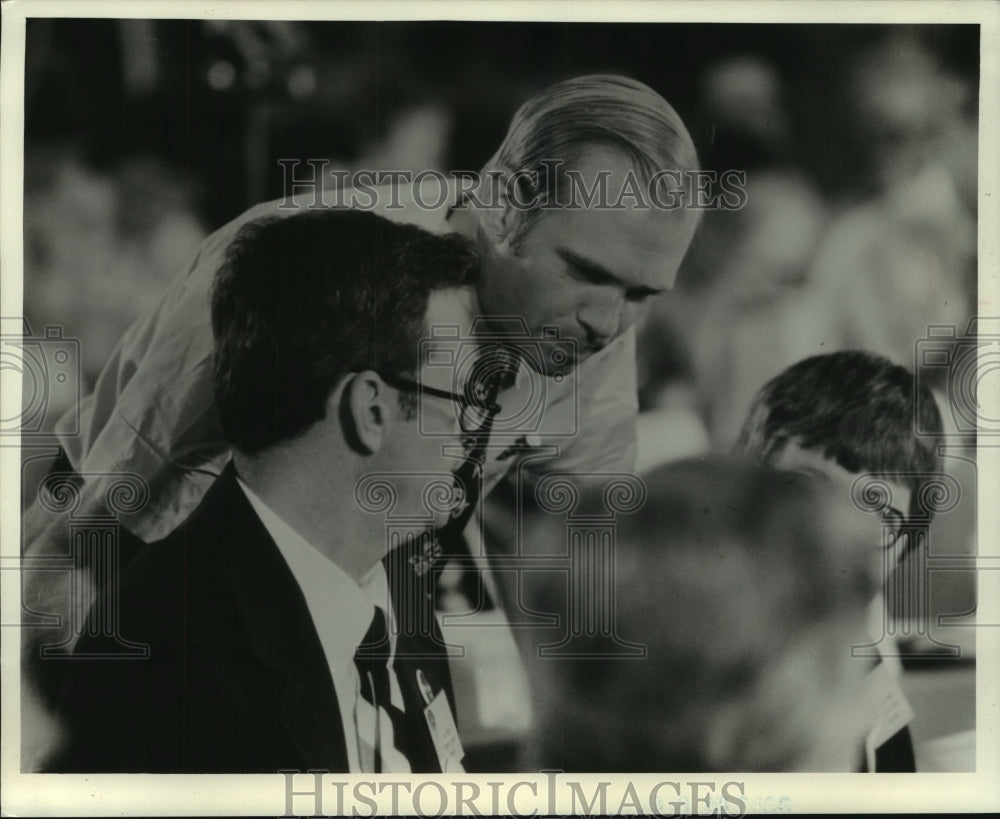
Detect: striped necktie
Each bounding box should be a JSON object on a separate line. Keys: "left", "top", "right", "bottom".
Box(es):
{"left": 380, "top": 343, "right": 519, "bottom": 644}
{"left": 446, "top": 342, "right": 521, "bottom": 536}
{"left": 353, "top": 606, "right": 409, "bottom": 773}
{"left": 436, "top": 344, "right": 520, "bottom": 605}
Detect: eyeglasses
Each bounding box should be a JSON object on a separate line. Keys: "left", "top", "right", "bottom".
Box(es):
{"left": 881, "top": 506, "right": 908, "bottom": 553}
{"left": 380, "top": 372, "right": 495, "bottom": 434}
{"left": 379, "top": 372, "right": 468, "bottom": 405}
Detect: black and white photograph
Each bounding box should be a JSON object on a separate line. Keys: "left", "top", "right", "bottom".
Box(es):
{"left": 2, "top": 0, "right": 998, "bottom": 815}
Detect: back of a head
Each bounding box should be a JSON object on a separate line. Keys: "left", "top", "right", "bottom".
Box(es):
{"left": 528, "top": 457, "right": 877, "bottom": 772}
{"left": 733, "top": 350, "right": 943, "bottom": 516}
{"left": 210, "top": 209, "right": 479, "bottom": 454}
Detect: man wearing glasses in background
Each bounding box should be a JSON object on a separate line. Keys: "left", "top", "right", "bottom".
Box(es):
{"left": 47, "top": 210, "right": 478, "bottom": 773}
{"left": 733, "top": 349, "right": 946, "bottom": 773}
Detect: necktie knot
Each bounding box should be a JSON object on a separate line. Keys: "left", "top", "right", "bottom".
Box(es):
{"left": 355, "top": 607, "right": 391, "bottom": 666}
{"left": 465, "top": 344, "right": 520, "bottom": 411}
{"left": 354, "top": 606, "right": 394, "bottom": 729}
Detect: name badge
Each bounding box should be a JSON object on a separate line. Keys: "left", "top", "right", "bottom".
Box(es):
{"left": 421, "top": 685, "right": 465, "bottom": 772}
{"left": 864, "top": 660, "right": 915, "bottom": 769}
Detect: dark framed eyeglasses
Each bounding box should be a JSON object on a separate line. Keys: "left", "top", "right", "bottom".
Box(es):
{"left": 379, "top": 372, "right": 467, "bottom": 405}
{"left": 379, "top": 372, "right": 499, "bottom": 433}
{"left": 881, "top": 505, "right": 908, "bottom": 553}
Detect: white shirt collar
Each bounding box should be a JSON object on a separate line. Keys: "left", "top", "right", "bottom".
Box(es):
{"left": 236, "top": 477, "right": 374, "bottom": 676}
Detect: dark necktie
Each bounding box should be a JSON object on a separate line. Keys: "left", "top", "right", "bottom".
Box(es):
{"left": 353, "top": 607, "right": 403, "bottom": 772}
{"left": 855, "top": 655, "right": 917, "bottom": 772}
{"left": 436, "top": 343, "right": 520, "bottom": 605}
{"left": 354, "top": 605, "right": 457, "bottom": 772}
{"left": 380, "top": 343, "right": 518, "bottom": 648}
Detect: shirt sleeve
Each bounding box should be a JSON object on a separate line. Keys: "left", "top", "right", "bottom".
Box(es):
{"left": 53, "top": 208, "right": 264, "bottom": 540}
{"left": 50, "top": 188, "right": 439, "bottom": 542}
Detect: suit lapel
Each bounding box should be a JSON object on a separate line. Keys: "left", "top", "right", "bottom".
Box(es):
{"left": 202, "top": 463, "right": 350, "bottom": 771}
{"left": 197, "top": 464, "right": 461, "bottom": 773}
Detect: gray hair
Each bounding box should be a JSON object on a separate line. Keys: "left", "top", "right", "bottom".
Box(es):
{"left": 490, "top": 74, "right": 701, "bottom": 244}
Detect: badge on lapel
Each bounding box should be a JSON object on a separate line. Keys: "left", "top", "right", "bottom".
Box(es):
{"left": 406, "top": 532, "right": 443, "bottom": 576}
{"left": 417, "top": 669, "right": 465, "bottom": 772}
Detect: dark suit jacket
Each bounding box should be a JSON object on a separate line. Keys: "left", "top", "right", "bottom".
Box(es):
{"left": 47, "top": 463, "right": 456, "bottom": 773}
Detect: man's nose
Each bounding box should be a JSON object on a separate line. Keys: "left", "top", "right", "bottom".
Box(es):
{"left": 578, "top": 297, "right": 624, "bottom": 347}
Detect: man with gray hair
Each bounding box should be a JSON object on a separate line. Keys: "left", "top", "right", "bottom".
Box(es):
{"left": 24, "top": 75, "right": 702, "bottom": 765}
{"left": 32, "top": 74, "right": 700, "bottom": 541}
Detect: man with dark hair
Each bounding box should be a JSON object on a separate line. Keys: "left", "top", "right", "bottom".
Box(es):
{"left": 25, "top": 74, "right": 702, "bottom": 764}
{"left": 733, "top": 349, "right": 945, "bottom": 772}
{"left": 208, "top": 210, "right": 472, "bottom": 451}
{"left": 735, "top": 349, "right": 942, "bottom": 542}
{"left": 32, "top": 74, "right": 700, "bottom": 546}
{"left": 47, "top": 210, "right": 478, "bottom": 773}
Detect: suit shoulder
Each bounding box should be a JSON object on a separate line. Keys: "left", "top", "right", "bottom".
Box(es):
{"left": 112, "top": 510, "right": 229, "bottom": 631}
{"left": 114, "top": 528, "right": 187, "bottom": 601}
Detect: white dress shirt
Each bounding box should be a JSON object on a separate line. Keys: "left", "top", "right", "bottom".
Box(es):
{"left": 237, "top": 478, "right": 411, "bottom": 772}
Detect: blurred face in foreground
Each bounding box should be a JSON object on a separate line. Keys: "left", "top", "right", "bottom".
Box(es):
{"left": 523, "top": 459, "right": 877, "bottom": 773}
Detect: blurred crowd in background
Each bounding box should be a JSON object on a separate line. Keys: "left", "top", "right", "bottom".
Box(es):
{"left": 22, "top": 17, "right": 980, "bottom": 592}
{"left": 17, "top": 19, "right": 983, "bottom": 775}
{"left": 23, "top": 17, "right": 980, "bottom": 621}
{"left": 24, "top": 20, "right": 978, "bottom": 450}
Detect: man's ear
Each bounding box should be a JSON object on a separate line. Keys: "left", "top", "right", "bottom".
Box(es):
{"left": 477, "top": 161, "right": 522, "bottom": 248}
{"left": 342, "top": 371, "right": 392, "bottom": 454}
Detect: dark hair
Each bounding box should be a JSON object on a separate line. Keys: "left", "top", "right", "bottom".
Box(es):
{"left": 733, "top": 350, "right": 943, "bottom": 518}
{"left": 528, "top": 458, "right": 877, "bottom": 772}
{"left": 211, "top": 209, "right": 479, "bottom": 454}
